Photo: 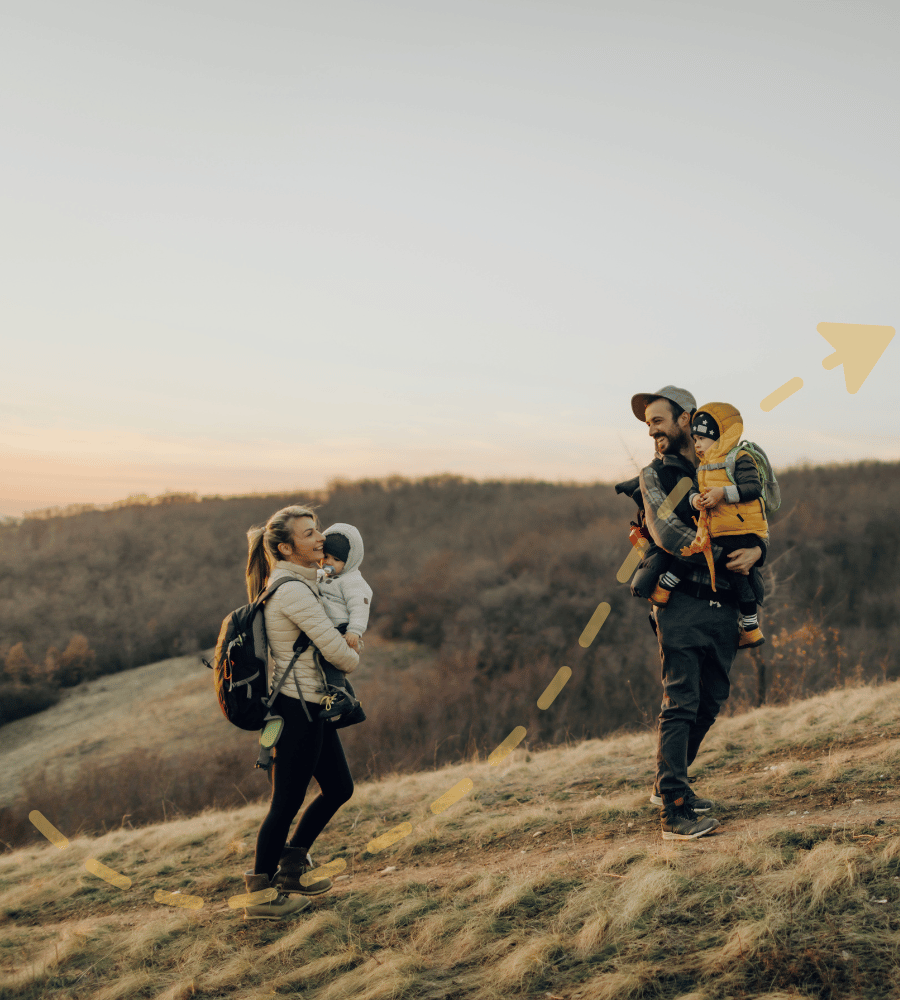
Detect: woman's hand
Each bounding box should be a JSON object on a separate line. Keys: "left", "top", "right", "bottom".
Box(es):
{"left": 698, "top": 487, "right": 725, "bottom": 508}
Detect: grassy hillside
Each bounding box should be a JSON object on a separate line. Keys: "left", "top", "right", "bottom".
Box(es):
{"left": 4, "top": 679, "right": 900, "bottom": 1000}
{"left": 0, "top": 638, "right": 437, "bottom": 845}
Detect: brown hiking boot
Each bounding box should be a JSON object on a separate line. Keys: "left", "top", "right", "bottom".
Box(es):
{"left": 274, "top": 847, "right": 333, "bottom": 895}
{"left": 649, "top": 583, "right": 671, "bottom": 607}
{"left": 242, "top": 870, "right": 311, "bottom": 920}
{"left": 738, "top": 626, "right": 765, "bottom": 649}
{"left": 660, "top": 798, "right": 719, "bottom": 841}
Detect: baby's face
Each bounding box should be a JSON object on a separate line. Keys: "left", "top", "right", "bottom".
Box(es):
{"left": 693, "top": 434, "right": 716, "bottom": 459}
{"left": 322, "top": 554, "right": 346, "bottom": 576}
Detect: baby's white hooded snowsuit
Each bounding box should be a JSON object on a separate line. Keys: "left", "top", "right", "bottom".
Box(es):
{"left": 318, "top": 522, "right": 373, "bottom": 637}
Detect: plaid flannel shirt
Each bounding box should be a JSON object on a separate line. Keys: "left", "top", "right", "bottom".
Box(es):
{"left": 638, "top": 455, "right": 734, "bottom": 595}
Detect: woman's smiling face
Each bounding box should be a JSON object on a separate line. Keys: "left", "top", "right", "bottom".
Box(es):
{"left": 278, "top": 515, "right": 325, "bottom": 567}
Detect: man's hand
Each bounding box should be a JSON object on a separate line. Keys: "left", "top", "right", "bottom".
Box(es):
{"left": 725, "top": 546, "right": 761, "bottom": 575}
{"left": 698, "top": 487, "right": 725, "bottom": 509}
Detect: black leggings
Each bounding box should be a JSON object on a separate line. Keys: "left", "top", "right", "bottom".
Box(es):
{"left": 253, "top": 693, "right": 354, "bottom": 878}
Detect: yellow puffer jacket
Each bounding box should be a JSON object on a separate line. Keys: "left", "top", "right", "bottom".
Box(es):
{"left": 695, "top": 401, "right": 769, "bottom": 540}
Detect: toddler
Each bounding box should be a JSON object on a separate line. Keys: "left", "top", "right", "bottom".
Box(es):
{"left": 317, "top": 522, "right": 373, "bottom": 650}
{"left": 650, "top": 402, "right": 767, "bottom": 648}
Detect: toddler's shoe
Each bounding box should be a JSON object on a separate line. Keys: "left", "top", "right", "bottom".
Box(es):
{"left": 739, "top": 627, "right": 765, "bottom": 649}
{"left": 649, "top": 583, "right": 671, "bottom": 607}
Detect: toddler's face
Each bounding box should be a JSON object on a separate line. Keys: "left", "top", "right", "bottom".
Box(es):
{"left": 692, "top": 434, "right": 716, "bottom": 459}
{"left": 322, "top": 554, "right": 346, "bottom": 576}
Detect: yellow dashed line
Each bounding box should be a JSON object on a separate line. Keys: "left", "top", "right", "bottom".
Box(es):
{"left": 366, "top": 824, "right": 413, "bottom": 854}
{"left": 488, "top": 726, "right": 527, "bottom": 765}
{"left": 616, "top": 477, "right": 691, "bottom": 584}
{"left": 760, "top": 377, "right": 804, "bottom": 412}
{"left": 301, "top": 857, "right": 347, "bottom": 885}
{"left": 84, "top": 858, "right": 131, "bottom": 890}
{"left": 657, "top": 476, "right": 692, "bottom": 520}
{"left": 227, "top": 888, "right": 278, "bottom": 908}
{"left": 154, "top": 890, "right": 204, "bottom": 910}
{"left": 537, "top": 667, "right": 571, "bottom": 709}
{"left": 28, "top": 810, "right": 68, "bottom": 849}
{"left": 430, "top": 779, "right": 474, "bottom": 815}
{"left": 579, "top": 602, "right": 610, "bottom": 647}
{"left": 615, "top": 547, "right": 643, "bottom": 584}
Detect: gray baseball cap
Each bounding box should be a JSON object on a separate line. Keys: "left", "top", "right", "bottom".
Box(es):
{"left": 631, "top": 385, "right": 697, "bottom": 422}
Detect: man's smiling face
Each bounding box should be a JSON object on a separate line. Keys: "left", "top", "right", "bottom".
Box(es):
{"left": 644, "top": 398, "right": 692, "bottom": 457}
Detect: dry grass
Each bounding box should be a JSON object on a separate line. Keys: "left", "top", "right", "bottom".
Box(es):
{"left": 6, "top": 680, "right": 900, "bottom": 998}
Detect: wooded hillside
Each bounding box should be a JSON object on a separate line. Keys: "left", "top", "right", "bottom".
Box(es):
{"left": 1, "top": 464, "right": 897, "bottom": 771}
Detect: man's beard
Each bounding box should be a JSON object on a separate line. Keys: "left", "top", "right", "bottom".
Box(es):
{"left": 654, "top": 427, "right": 690, "bottom": 455}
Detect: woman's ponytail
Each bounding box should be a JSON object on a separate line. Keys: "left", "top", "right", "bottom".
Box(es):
{"left": 246, "top": 525, "right": 270, "bottom": 602}
{"left": 245, "top": 504, "right": 319, "bottom": 601}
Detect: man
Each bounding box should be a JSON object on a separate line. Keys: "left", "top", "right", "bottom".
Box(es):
{"left": 630, "top": 385, "right": 763, "bottom": 841}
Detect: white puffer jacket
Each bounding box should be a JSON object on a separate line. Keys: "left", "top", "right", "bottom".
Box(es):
{"left": 264, "top": 560, "right": 359, "bottom": 704}
{"left": 317, "top": 522, "right": 373, "bottom": 636}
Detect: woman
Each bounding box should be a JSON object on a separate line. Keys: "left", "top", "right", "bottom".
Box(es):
{"left": 242, "top": 504, "right": 360, "bottom": 920}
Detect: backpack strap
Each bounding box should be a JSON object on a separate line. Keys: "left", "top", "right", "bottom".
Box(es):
{"left": 263, "top": 635, "right": 310, "bottom": 708}
{"left": 255, "top": 576, "right": 314, "bottom": 709}
{"left": 721, "top": 445, "right": 743, "bottom": 485}
{"left": 255, "top": 575, "right": 300, "bottom": 607}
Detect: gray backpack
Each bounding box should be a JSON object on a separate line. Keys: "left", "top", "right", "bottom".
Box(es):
{"left": 724, "top": 441, "right": 781, "bottom": 513}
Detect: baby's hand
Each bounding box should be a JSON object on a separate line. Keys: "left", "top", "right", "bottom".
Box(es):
{"left": 700, "top": 487, "right": 725, "bottom": 508}
{"left": 691, "top": 494, "right": 703, "bottom": 510}
{"left": 345, "top": 633, "right": 360, "bottom": 651}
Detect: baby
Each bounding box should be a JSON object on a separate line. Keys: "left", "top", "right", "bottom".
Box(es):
{"left": 651, "top": 402, "right": 767, "bottom": 648}
{"left": 317, "top": 522, "right": 373, "bottom": 651}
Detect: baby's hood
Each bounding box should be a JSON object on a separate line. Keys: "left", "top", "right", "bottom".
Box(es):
{"left": 323, "top": 522, "right": 365, "bottom": 575}
{"left": 695, "top": 402, "right": 743, "bottom": 463}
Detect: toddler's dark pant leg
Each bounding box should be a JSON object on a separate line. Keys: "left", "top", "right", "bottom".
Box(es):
{"left": 717, "top": 536, "right": 760, "bottom": 615}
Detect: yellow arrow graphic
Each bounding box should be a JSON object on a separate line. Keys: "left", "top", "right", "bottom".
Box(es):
{"left": 817, "top": 322, "right": 895, "bottom": 394}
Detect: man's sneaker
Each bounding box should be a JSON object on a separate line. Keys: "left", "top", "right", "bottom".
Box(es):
{"left": 274, "top": 847, "right": 333, "bottom": 895}
{"left": 738, "top": 626, "right": 765, "bottom": 649}
{"left": 649, "top": 791, "right": 714, "bottom": 813}
{"left": 649, "top": 787, "right": 713, "bottom": 812}
{"left": 660, "top": 799, "right": 719, "bottom": 841}
{"left": 242, "top": 870, "right": 311, "bottom": 920}
{"left": 649, "top": 583, "right": 671, "bottom": 607}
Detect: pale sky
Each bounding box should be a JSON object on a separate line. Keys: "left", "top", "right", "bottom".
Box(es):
{"left": 1, "top": 1, "right": 898, "bottom": 516}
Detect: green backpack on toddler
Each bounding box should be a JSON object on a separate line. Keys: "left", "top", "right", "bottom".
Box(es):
{"left": 724, "top": 441, "right": 781, "bottom": 514}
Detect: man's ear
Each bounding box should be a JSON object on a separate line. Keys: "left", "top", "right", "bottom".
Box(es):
{"left": 679, "top": 411, "right": 692, "bottom": 429}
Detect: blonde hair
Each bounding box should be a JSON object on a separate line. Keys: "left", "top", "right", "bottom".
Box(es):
{"left": 246, "top": 504, "right": 318, "bottom": 601}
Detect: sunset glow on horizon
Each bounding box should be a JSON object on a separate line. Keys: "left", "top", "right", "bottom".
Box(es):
{"left": 1, "top": 2, "right": 897, "bottom": 518}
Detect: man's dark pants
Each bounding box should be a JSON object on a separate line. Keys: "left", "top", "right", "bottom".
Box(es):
{"left": 654, "top": 590, "right": 740, "bottom": 802}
